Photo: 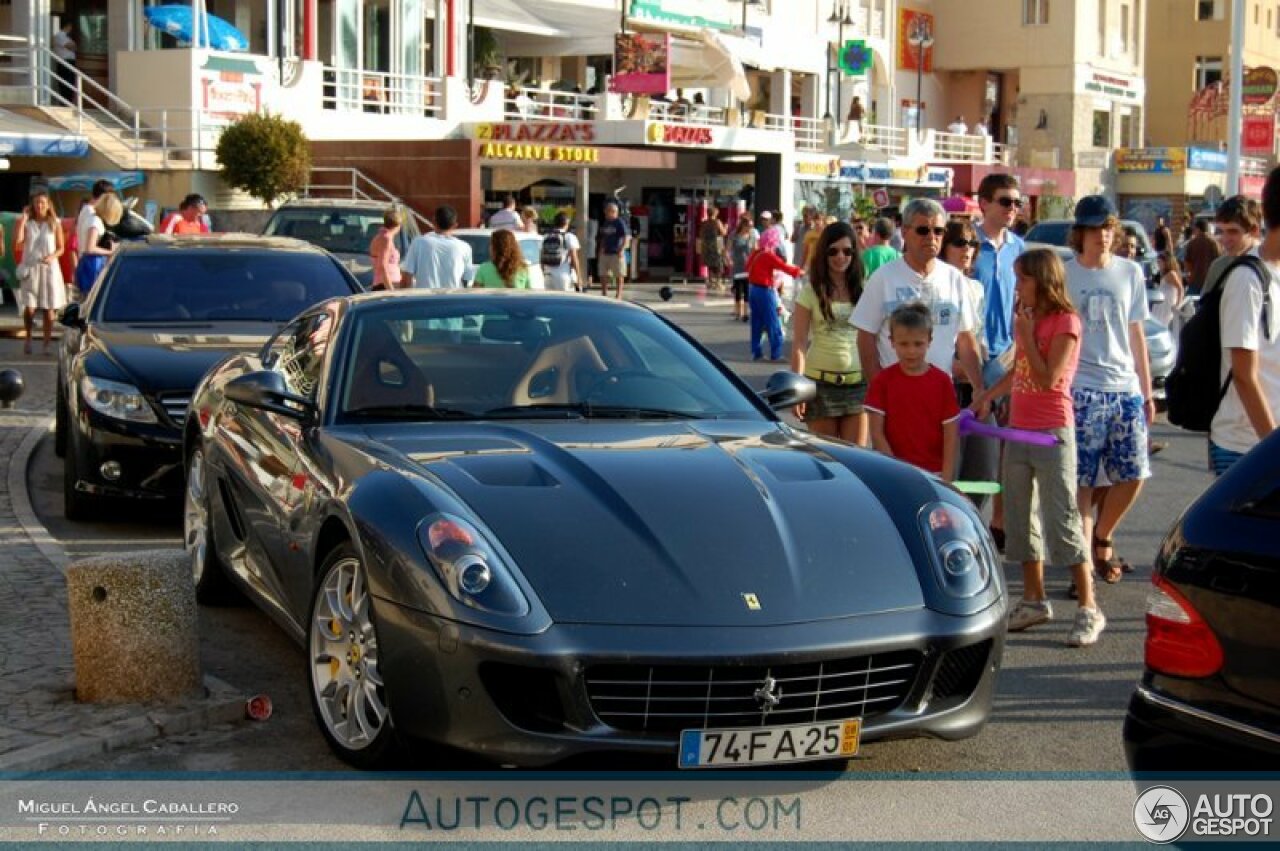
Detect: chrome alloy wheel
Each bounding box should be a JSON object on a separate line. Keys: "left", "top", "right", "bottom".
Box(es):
{"left": 183, "top": 450, "right": 208, "bottom": 585}
{"left": 309, "top": 556, "right": 387, "bottom": 751}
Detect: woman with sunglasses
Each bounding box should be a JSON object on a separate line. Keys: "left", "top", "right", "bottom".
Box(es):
{"left": 790, "top": 221, "right": 867, "bottom": 443}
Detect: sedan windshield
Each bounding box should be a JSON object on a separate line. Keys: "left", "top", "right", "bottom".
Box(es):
{"left": 98, "top": 252, "right": 357, "bottom": 322}
{"left": 337, "top": 299, "right": 766, "bottom": 422}
{"left": 264, "top": 210, "right": 385, "bottom": 254}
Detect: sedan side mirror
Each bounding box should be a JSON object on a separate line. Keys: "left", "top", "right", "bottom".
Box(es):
{"left": 58, "top": 302, "right": 84, "bottom": 329}
{"left": 761, "top": 371, "right": 816, "bottom": 411}
{"left": 225, "top": 370, "right": 316, "bottom": 421}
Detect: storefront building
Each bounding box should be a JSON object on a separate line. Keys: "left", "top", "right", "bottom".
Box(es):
{"left": 1114, "top": 146, "right": 1229, "bottom": 233}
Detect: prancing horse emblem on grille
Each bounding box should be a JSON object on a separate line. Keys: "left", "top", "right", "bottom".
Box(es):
{"left": 754, "top": 676, "right": 782, "bottom": 713}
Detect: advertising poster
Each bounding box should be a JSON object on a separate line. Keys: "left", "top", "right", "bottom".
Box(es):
{"left": 611, "top": 32, "right": 672, "bottom": 96}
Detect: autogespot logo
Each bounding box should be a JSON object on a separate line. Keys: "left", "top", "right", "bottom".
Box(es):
{"left": 1134, "top": 785, "right": 1190, "bottom": 843}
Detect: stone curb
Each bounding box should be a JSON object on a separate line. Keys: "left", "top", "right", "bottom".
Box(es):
{"left": 3, "top": 415, "right": 247, "bottom": 772}
{"left": 0, "top": 675, "right": 245, "bottom": 773}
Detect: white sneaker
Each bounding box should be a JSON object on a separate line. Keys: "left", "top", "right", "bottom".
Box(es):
{"left": 1007, "top": 599, "right": 1053, "bottom": 632}
{"left": 1066, "top": 606, "right": 1106, "bottom": 647}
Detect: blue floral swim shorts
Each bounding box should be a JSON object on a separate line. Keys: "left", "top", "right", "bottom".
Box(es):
{"left": 1072, "top": 388, "right": 1151, "bottom": 487}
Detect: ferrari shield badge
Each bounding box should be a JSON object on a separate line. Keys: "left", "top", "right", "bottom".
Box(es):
{"left": 742, "top": 593, "right": 761, "bottom": 611}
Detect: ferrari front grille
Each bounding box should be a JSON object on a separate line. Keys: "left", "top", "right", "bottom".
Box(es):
{"left": 585, "top": 650, "right": 922, "bottom": 733}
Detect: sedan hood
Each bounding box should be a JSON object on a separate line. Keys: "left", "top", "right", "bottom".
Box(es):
{"left": 90, "top": 322, "right": 279, "bottom": 393}
{"left": 371, "top": 422, "right": 927, "bottom": 627}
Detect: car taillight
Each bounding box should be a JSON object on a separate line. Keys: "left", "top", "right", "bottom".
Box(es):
{"left": 1144, "top": 574, "right": 1224, "bottom": 677}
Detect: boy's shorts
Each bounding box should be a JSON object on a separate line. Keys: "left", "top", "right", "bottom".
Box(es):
{"left": 1072, "top": 388, "right": 1151, "bottom": 487}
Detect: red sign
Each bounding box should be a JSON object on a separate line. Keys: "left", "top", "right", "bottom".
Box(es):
{"left": 611, "top": 32, "right": 672, "bottom": 96}
{"left": 872, "top": 188, "right": 891, "bottom": 208}
{"left": 897, "top": 9, "right": 934, "bottom": 72}
{"left": 1243, "top": 116, "right": 1275, "bottom": 156}
{"left": 648, "top": 123, "right": 715, "bottom": 146}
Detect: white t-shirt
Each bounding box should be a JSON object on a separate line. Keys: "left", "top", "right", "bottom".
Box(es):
{"left": 400, "top": 232, "right": 474, "bottom": 289}
{"left": 53, "top": 30, "right": 76, "bottom": 62}
{"left": 543, "top": 230, "right": 580, "bottom": 291}
{"left": 1066, "top": 256, "right": 1148, "bottom": 394}
{"left": 75, "top": 204, "right": 99, "bottom": 256}
{"left": 487, "top": 208, "right": 522, "bottom": 231}
{"left": 850, "top": 257, "right": 979, "bottom": 373}
{"left": 1211, "top": 253, "right": 1280, "bottom": 454}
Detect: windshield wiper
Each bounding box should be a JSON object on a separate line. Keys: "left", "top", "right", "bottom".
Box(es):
{"left": 482, "top": 403, "right": 703, "bottom": 420}
{"left": 344, "top": 404, "right": 477, "bottom": 421}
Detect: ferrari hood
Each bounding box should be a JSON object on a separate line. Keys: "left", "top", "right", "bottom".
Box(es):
{"left": 373, "top": 422, "right": 927, "bottom": 627}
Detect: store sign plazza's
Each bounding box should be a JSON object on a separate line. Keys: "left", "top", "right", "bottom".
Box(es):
{"left": 476, "top": 123, "right": 596, "bottom": 143}
{"left": 480, "top": 142, "right": 600, "bottom": 164}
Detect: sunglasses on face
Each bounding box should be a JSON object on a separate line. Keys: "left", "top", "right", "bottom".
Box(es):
{"left": 826, "top": 246, "right": 855, "bottom": 257}
{"left": 913, "top": 226, "right": 947, "bottom": 237}
{"left": 948, "top": 239, "right": 979, "bottom": 249}
{"left": 995, "top": 197, "right": 1025, "bottom": 209}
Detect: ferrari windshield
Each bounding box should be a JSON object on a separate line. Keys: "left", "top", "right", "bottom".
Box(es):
{"left": 337, "top": 297, "right": 767, "bottom": 422}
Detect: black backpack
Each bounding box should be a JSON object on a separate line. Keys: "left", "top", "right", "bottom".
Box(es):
{"left": 1165, "top": 255, "right": 1271, "bottom": 432}
{"left": 539, "top": 231, "right": 568, "bottom": 268}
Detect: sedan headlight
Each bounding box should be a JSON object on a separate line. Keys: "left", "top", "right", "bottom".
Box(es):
{"left": 417, "top": 514, "right": 529, "bottom": 617}
{"left": 79, "top": 376, "right": 158, "bottom": 424}
{"left": 918, "top": 501, "right": 995, "bottom": 599}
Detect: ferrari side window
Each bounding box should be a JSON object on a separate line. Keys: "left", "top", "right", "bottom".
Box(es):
{"left": 267, "top": 312, "right": 333, "bottom": 401}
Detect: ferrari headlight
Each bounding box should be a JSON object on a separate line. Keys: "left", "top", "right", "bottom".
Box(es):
{"left": 918, "top": 501, "right": 994, "bottom": 599}
{"left": 79, "top": 375, "right": 158, "bottom": 423}
{"left": 418, "top": 514, "right": 528, "bottom": 617}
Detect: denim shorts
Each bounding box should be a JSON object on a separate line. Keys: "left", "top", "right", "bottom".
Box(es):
{"left": 1073, "top": 388, "right": 1151, "bottom": 487}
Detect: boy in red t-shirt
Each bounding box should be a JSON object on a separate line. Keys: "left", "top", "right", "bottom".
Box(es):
{"left": 865, "top": 302, "right": 960, "bottom": 479}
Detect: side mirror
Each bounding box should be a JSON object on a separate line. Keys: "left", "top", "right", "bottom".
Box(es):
{"left": 58, "top": 302, "right": 84, "bottom": 329}
{"left": 224, "top": 370, "right": 316, "bottom": 421}
{"left": 760, "top": 371, "right": 816, "bottom": 411}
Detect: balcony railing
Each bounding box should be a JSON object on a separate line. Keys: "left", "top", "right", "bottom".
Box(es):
{"left": 793, "top": 116, "right": 827, "bottom": 152}
{"left": 321, "top": 66, "right": 443, "bottom": 118}
{"left": 504, "top": 85, "right": 602, "bottom": 122}
{"left": 932, "top": 131, "right": 992, "bottom": 163}
{"left": 860, "top": 123, "right": 909, "bottom": 157}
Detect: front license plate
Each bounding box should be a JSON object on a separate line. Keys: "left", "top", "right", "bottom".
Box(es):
{"left": 678, "top": 718, "right": 860, "bottom": 768}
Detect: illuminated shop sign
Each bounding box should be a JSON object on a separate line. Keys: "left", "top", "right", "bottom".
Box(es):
{"left": 480, "top": 142, "right": 600, "bottom": 163}
{"left": 476, "top": 123, "right": 597, "bottom": 143}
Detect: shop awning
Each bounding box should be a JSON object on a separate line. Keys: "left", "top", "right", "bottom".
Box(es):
{"left": 473, "top": 0, "right": 567, "bottom": 37}
{"left": 45, "top": 171, "right": 146, "bottom": 192}
{"left": 0, "top": 109, "right": 89, "bottom": 158}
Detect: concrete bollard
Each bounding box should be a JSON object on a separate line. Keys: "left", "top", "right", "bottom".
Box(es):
{"left": 66, "top": 549, "right": 203, "bottom": 704}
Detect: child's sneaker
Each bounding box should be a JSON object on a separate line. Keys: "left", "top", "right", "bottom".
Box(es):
{"left": 1007, "top": 599, "right": 1053, "bottom": 632}
{"left": 1066, "top": 606, "right": 1106, "bottom": 647}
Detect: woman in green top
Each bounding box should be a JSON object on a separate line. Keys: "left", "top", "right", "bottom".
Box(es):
{"left": 789, "top": 221, "right": 867, "bottom": 444}
{"left": 473, "top": 229, "right": 530, "bottom": 289}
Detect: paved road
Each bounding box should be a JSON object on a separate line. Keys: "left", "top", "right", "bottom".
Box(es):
{"left": 32, "top": 293, "right": 1208, "bottom": 772}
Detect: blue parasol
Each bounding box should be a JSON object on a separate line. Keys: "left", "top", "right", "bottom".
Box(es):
{"left": 143, "top": 4, "right": 250, "bottom": 52}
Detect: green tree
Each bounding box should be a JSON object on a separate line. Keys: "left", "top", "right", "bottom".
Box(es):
{"left": 215, "top": 112, "right": 311, "bottom": 207}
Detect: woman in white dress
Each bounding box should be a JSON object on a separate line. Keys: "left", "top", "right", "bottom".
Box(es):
{"left": 14, "top": 188, "right": 66, "bottom": 355}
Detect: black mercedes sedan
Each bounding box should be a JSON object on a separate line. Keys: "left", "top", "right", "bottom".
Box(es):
{"left": 1124, "top": 431, "right": 1280, "bottom": 770}
{"left": 185, "top": 291, "right": 1007, "bottom": 769}
{"left": 56, "top": 234, "right": 362, "bottom": 519}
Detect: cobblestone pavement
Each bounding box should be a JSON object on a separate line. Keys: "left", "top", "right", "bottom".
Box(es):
{"left": 0, "top": 333, "right": 242, "bottom": 771}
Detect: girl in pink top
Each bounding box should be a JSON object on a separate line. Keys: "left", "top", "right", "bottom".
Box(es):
{"left": 369, "top": 208, "right": 403, "bottom": 290}
{"left": 975, "top": 248, "right": 1105, "bottom": 648}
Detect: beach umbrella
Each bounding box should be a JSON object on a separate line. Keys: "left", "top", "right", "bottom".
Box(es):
{"left": 143, "top": 4, "right": 249, "bottom": 52}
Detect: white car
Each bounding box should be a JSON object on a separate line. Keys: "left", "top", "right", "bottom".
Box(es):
{"left": 453, "top": 228, "right": 546, "bottom": 290}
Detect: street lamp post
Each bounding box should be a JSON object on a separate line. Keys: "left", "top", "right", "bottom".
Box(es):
{"left": 827, "top": 0, "right": 854, "bottom": 127}
{"left": 907, "top": 16, "right": 934, "bottom": 139}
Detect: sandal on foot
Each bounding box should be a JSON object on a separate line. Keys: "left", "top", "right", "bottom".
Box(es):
{"left": 1093, "top": 536, "right": 1124, "bottom": 584}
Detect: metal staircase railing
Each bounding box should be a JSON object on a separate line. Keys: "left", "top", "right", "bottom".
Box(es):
{"left": 303, "top": 167, "right": 433, "bottom": 232}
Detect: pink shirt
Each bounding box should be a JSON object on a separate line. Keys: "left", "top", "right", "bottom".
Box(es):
{"left": 371, "top": 227, "right": 401, "bottom": 289}
{"left": 1009, "top": 311, "right": 1081, "bottom": 430}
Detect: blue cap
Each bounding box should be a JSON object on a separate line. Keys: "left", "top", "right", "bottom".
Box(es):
{"left": 1074, "top": 195, "right": 1117, "bottom": 227}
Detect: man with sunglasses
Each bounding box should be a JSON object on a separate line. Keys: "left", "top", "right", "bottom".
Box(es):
{"left": 851, "top": 198, "right": 985, "bottom": 418}
{"left": 972, "top": 174, "right": 1026, "bottom": 383}
{"left": 1209, "top": 168, "right": 1280, "bottom": 474}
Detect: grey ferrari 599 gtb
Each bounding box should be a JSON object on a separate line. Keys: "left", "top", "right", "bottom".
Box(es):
{"left": 184, "top": 290, "right": 1007, "bottom": 769}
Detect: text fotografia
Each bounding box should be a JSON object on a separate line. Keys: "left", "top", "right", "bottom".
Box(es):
{"left": 400, "top": 793, "right": 802, "bottom": 833}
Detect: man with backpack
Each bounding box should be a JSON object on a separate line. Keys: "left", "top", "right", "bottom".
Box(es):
{"left": 1205, "top": 168, "right": 1280, "bottom": 474}
{"left": 540, "top": 212, "right": 581, "bottom": 292}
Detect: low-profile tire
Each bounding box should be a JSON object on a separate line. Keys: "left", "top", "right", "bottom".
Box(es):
{"left": 308, "top": 542, "right": 398, "bottom": 769}
{"left": 62, "top": 444, "right": 96, "bottom": 522}
{"left": 54, "top": 382, "right": 67, "bottom": 458}
{"left": 184, "top": 447, "right": 240, "bottom": 605}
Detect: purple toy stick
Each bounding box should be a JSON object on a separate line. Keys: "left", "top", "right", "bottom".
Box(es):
{"left": 957, "top": 409, "right": 1062, "bottom": 447}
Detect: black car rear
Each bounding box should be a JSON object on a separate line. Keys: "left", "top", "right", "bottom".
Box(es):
{"left": 1123, "top": 430, "right": 1280, "bottom": 770}
{"left": 56, "top": 235, "right": 361, "bottom": 519}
